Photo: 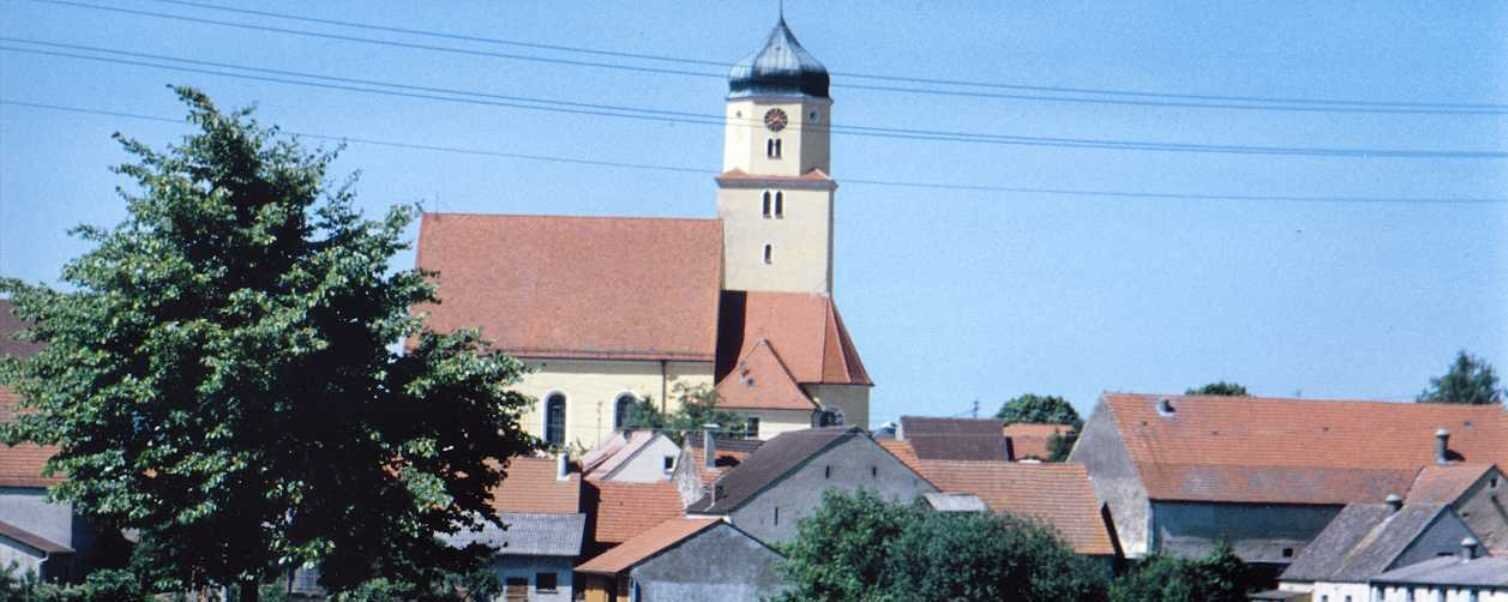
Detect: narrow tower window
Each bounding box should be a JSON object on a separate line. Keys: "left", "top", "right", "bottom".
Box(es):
{"left": 766, "top": 138, "right": 782, "bottom": 159}
{"left": 774, "top": 191, "right": 784, "bottom": 218}
{"left": 762, "top": 191, "right": 772, "bottom": 218}
{"left": 762, "top": 244, "right": 773, "bottom": 265}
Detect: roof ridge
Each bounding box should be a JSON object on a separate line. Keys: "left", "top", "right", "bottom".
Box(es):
{"left": 422, "top": 212, "right": 721, "bottom": 224}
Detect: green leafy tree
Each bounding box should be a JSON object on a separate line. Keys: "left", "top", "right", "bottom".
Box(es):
{"left": 1418, "top": 350, "right": 1502, "bottom": 405}
{"left": 996, "top": 394, "right": 1082, "bottom": 428}
{"left": 1185, "top": 382, "right": 1249, "bottom": 396}
{"left": 623, "top": 382, "right": 748, "bottom": 442}
{"left": 1109, "top": 544, "right": 1247, "bottom": 602}
{"left": 777, "top": 490, "right": 1108, "bottom": 602}
{"left": 0, "top": 87, "right": 535, "bottom": 600}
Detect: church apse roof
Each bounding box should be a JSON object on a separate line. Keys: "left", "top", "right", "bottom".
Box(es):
{"left": 715, "top": 291, "right": 871, "bottom": 387}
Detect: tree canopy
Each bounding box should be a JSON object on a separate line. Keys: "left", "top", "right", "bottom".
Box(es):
{"left": 995, "top": 394, "right": 1082, "bottom": 428}
{"left": 776, "top": 490, "right": 1108, "bottom": 602}
{"left": 0, "top": 88, "right": 535, "bottom": 599}
{"left": 622, "top": 382, "right": 749, "bottom": 443}
{"left": 1417, "top": 350, "right": 1502, "bottom": 405}
{"left": 1185, "top": 382, "right": 1248, "bottom": 396}
{"left": 1108, "top": 545, "right": 1248, "bottom": 602}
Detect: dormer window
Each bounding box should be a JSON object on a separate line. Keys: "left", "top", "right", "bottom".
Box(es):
{"left": 762, "top": 191, "right": 773, "bottom": 218}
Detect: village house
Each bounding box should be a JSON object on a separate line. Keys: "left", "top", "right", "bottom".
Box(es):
{"left": 893, "top": 416, "right": 1012, "bottom": 462}
{"left": 575, "top": 517, "right": 784, "bottom": 602}
{"left": 580, "top": 430, "right": 682, "bottom": 483}
{"left": 465, "top": 455, "right": 588, "bottom": 602}
{"left": 1070, "top": 393, "right": 1508, "bottom": 582}
{"left": 684, "top": 426, "right": 936, "bottom": 545}
{"left": 670, "top": 431, "right": 764, "bottom": 508}
{"left": 1369, "top": 541, "right": 1508, "bottom": 602}
{"left": 1276, "top": 498, "right": 1480, "bottom": 601}
{"left": 413, "top": 15, "right": 870, "bottom": 450}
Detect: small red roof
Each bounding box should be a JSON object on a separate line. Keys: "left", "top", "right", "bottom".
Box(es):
{"left": 576, "top": 517, "right": 720, "bottom": 575}
{"left": 917, "top": 460, "right": 1116, "bottom": 556}
{"left": 416, "top": 213, "right": 723, "bottom": 361}
{"left": 715, "top": 339, "right": 817, "bottom": 411}
{"left": 1104, "top": 393, "right": 1508, "bottom": 504}
{"left": 876, "top": 438, "right": 924, "bottom": 474}
{"left": 716, "top": 291, "right": 871, "bottom": 386}
{"left": 587, "top": 480, "right": 685, "bottom": 547}
{"left": 0, "top": 388, "right": 58, "bottom": 489}
{"left": 1405, "top": 464, "right": 1497, "bottom": 504}
{"left": 488, "top": 456, "right": 581, "bottom": 515}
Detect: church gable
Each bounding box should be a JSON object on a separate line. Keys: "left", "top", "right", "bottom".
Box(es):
{"left": 716, "top": 291, "right": 871, "bottom": 386}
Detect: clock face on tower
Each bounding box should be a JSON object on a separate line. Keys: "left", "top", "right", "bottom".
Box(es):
{"left": 763, "top": 108, "right": 788, "bottom": 132}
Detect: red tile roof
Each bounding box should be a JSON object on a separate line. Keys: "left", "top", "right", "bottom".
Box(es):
{"left": 1003, "top": 423, "right": 1070, "bottom": 461}
{"left": 587, "top": 480, "right": 685, "bottom": 546}
{"left": 916, "top": 460, "right": 1116, "bottom": 556}
{"left": 715, "top": 339, "right": 817, "bottom": 411}
{"left": 415, "top": 213, "right": 723, "bottom": 361}
{"left": 1104, "top": 393, "right": 1508, "bottom": 504}
{"left": 576, "top": 517, "right": 720, "bottom": 575}
{"left": 876, "top": 438, "right": 924, "bottom": 474}
{"left": 0, "top": 387, "right": 58, "bottom": 488}
{"left": 1405, "top": 464, "right": 1496, "bottom": 504}
{"left": 488, "top": 456, "right": 581, "bottom": 514}
{"left": 716, "top": 291, "right": 870, "bottom": 386}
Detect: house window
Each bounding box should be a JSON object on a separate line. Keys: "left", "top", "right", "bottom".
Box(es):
{"left": 544, "top": 392, "right": 566, "bottom": 447}
{"left": 1491, "top": 475, "right": 1500, "bottom": 489}
{"left": 774, "top": 506, "right": 780, "bottom": 525}
{"left": 774, "top": 191, "right": 784, "bottom": 218}
{"left": 613, "top": 392, "right": 637, "bottom": 430}
{"left": 767, "top": 138, "right": 782, "bottom": 159}
{"left": 1281, "top": 547, "right": 1293, "bottom": 558}
{"left": 763, "top": 244, "right": 773, "bottom": 265}
{"left": 535, "top": 572, "right": 557, "bottom": 592}
{"left": 762, "top": 191, "right": 773, "bottom": 218}
{"left": 663, "top": 455, "right": 675, "bottom": 473}
{"left": 824, "top": 465, "right": 832, "bottom": 479}
{"left": 746, "top": 417, "right": 760, "bottom": 438}
{"left": 871, "top": 466, "right": 878, "bottom": 478}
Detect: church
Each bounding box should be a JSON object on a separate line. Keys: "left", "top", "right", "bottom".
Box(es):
{"left": 415, "top": 17, "right": 871, "bottom": 449}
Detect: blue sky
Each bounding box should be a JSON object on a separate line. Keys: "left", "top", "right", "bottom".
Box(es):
{"left": 2, "top": 1, "right": 1505, "bottom": 424}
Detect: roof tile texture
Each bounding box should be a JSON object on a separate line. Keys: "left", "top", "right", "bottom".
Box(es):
{"left": 587, "top": 480, "right": 685, "bottom": 546}
{"left": 489, "top": 456, "right": 581, "bottom": 514}
{"left": 716, "top": 292, "right": 870, "bottom": 386}
{"left": 1105, "top": 393, "right": 1508, "bottom": 504}
{"left": 576, "top": 517, "right": 719, "bottom": 575}
{"left": 715, "top": 339, "right": 816, "bottom": 411}
{"left": 0, "top": 388, "right": 58, "bottom": 488}
{"left": 1405, "top": 464, "right": 1496, "bottom": 504}
{"left": 916, "top": 460, "right": 1116, "bottom": 556}
{"left": 415, "top": 214, "right": 724, "bottom": 361}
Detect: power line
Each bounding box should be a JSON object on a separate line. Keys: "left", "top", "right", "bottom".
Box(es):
{"left": 32, "top": 0, "right": 1508, "bottom": 115}
{"left": 5, "top": 40, "right": 1506, "bottom": 160}
{"left": 4, "top": 98, "right": 1504, "bottom": 206}
{"left": 132, "top": 0, "right": 1508, "bottom": 113}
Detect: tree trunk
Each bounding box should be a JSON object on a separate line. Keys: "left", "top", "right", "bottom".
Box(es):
{"left": 239, "top": 580, "right": 260, "bottom": 602}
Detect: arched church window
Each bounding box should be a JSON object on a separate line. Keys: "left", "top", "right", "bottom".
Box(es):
{"left": 763, "top": 244, "right": 773, "bottom": 265}
{"left": 774, "top": 191, "right": 784, "bottom": 218}
{"left": 762, "top": 191, "right": 772, "bottom": 218}
{"left": 613, "top": 392, "right": 638, "bottom": 430}
{"left": 544, "top": 392, "right": 566, "bottom": 447}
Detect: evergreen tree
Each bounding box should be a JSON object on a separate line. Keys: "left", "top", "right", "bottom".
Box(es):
{"left": 1185, "top": 382, "right": 1249, "bottom": 396}
{"left": 0, "top": 88, "right": 535, "bottom": 599}
{"left": 1417, "top": 350, "right": 1502, "bottom": 405}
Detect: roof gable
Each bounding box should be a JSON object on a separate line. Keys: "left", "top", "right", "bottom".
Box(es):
{"left": 716, "top": 291, "right": 871, "bottom": 386}
{"left": 576, "top": 517, "right": 722, "bottom": 575}
{"left": 715, "top": 339, "right": 816, "bottom": 411}
{"left": 416, "top": 213, "right": 723, "bottom": 361}
{"left": 0, "top": 520, "right": 71, "bottom": 556}
{"left": 1405, "top": 464, "right": 1498, "bottom": 505}
{"left": 1281, "top": 503, "right": 1453, "bottom": 582}
{"left": 915, "top": 460, "right": 1117, "bottom": 556}
{"left": 685, "top": 427, "right": 865, "bottom": 514}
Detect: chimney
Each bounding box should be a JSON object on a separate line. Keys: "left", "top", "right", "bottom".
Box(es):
{"left": 1459, "top": 536, "right": 1479, "bottom": 561}
{"left": 703, "top": 423, "right": 720, "bottom": 469}
{"left": 1434, "top": 428, "right": 1450, "bottom": 465}
{"left": 1385, "top": 493, "right": 1403, "bottom": 513}
{"left": 556, "top": 451, "right": 570, "bottom": 481}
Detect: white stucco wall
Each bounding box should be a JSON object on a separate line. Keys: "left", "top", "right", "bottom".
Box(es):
{"left": 603, "top": 436, "right": 681, "bottom": 483}
{"left": 1375, "top": 584, "right": 1508, "bottom": 602}
{"left": 717, "top": 184, "right": 834, "bottom": 295}
{"left": 0, "top": 540, "right": 44, "bottom": 579}
{"left": 722, "top": 97, "right": 832, "bottom": 178}
{"left": 737, "top": 408, "right": 815, "bottom": 440}
{"left": 1311, "top": 581, "right": 1370, "bottom": 602}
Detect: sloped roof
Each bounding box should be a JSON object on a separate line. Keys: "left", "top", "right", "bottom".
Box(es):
{"left": 1103, "top": 393, "right": 1508, "bottom": 504}
{"left": 441, "top": 512, "right": 585, "bottom": 557}
{"left": 686, "top": 427, "right": 863, "bottom": 514}
{"left": 0, "top": 388, "right": 58, "bottom": 488}
{"left": 1405, "top": 464, "right": 1496, "bottom": 504}
{"left": 577, "top": 517, "right": 721, "bottom": 575}
{"left": 684, "top": 435, "right": 763, "bottom": 486}
{"left": 915, "top": 460, "right": 1117, "bottom": 556}
{"left": 489, "top": 456, "right": 581, "bottom": 514}
{"left": 415, "top": 213, "right": 723, "bottom": 361}
{"left": 715, "top": 340, "right": 817, "bottom": 411}
{"left": 898, "top": 417, "right": 1011, "bottom": 462}
{"left": 587, "top": 480, "right": 685, "bottom": 546}
{"left": 716, "top": 291, "right": 870, "bottom": 386}
{"left": 900, "top": 416, "right": 1002, "bottom": 438}
{"left": 582, "top": 430, "right": 673, "bottom": 481}
{"left": 1003, "top": 423, "right": 1071, "bottom": 461}
{"left": 923, "top": 492, "right": 989, "bottom": 512}
{"left": 876, "top": 439, "right": 924, "bottom": 474}
{"left": 0, "top": 519, "right": 71, "bottom": 555}
{"left": 0, "top": 300, "right": 43, "bottom": 358}
{"left": 1371, "top": 554, "right": 1508, "bottom": 587}
{"left": 1281, "top": 503, "right": 1451, "bottom": 582}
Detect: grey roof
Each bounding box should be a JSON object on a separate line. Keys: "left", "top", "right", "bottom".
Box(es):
{"left": 906, "top": 435, "right": 1010, "bottom": 462}
{"left": 727, "top": 17, "right": 829, "bottom": 99}
{"left": 923, "top": 492, "right": 989, "bottom": 512}
{"left": 1371, "top": 555, "right": 1508, "bottom": 587}
{"left": 686, "top": 427, "right": 862, "bottom": 514}
{"left": 685, "top": 434, "right": 766, "bottom": 456}
{"left": 1280, "top": 503, "right": 1449, "bottom": 582}
{"left": 442, "top": 512, "right": 586, "bottom": 557}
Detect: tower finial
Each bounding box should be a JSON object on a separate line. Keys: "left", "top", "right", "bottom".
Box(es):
{"left": 778, "top": 0, "right": 784, "bottom": 22}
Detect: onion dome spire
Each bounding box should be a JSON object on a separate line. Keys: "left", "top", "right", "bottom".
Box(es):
{"left": 727, "top": 16, "right": 830, "bottom": 99}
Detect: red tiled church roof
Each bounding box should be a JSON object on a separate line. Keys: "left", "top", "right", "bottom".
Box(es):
{"left": 1104, "top": 393, "right": 1508, "bottom": 505}
{"left": 415, "top": 213, "right": 724, "bottom": 361}
{"left": 715, "top": 339, "right": 816, "bottom": 411}
{"left": 716, "top": 291, "right": 870, "bottom": 386}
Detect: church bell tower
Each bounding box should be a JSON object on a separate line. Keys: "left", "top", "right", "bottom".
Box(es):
{"left": 717, "top": 16, "right": 836, "bottom": 294}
